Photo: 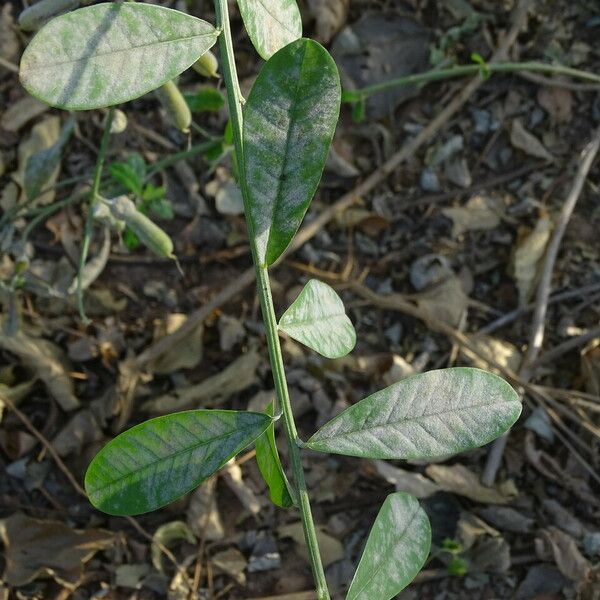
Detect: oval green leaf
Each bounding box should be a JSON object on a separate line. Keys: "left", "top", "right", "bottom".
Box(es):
{"left": 236, "top": 0, "right": 302, "bottom": 60}
{"left": 347, "top": 492, "right": 431, "bottom": 600}
{"left": 254, "top": 403, "right": 295, "bottom": 508}
{"left": 306, "top": 368, "right": 522, "bottom": 460}
{"left": 20, "top": 3, "right": 218, "bottom": 110}
{"left": 278, "top": 279, "right": 356, "bottom": 359}
{"left": 85, "top": 409, "right": 271, "bottom": 516}
{"left": 243, "top": 38, "right": 341, "bottom": 266}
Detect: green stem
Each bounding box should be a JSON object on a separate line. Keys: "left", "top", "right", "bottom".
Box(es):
{"left": 77, "top": 107, "right": 114, "bottom": 323}
{"left": 214, "top": 1, "right": 330, "bottom": 598}
{"left": 343, "top": 61, "right": 600, "bottom": 103}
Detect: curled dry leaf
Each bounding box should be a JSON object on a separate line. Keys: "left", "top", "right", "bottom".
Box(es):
{"left": 151, "top": 521, "right": 195, "bottom": 572}
{"left": 0, "top": 5, "right": 20, "bottom": 74}
{"left": 460, "top": 334, "right": 522, "bottom": 374}
{"left": 0, "top": 513, "right": 114, "bottom": 588}
{"left": 0, "top": 96, "right": 48, "bottom": 133}
{"left": 187, "top": 477, "right": 225, "bottom": 541}
{"left": 279, "top": 522, "right": 344, "bottom": 568}
{"left": 537, "top": 84, "right": 573, "bottom": 123}
{"left": 307, "top": 0, "right": 349, "bottom": 44}
{"left": 211, "top": 547, "right": 247, "bottom": 586}
{"left": 415, "top": 275, "right": 469, "bottom": 328}
{"left": 536, "top": 526, "right": 591, "bottom": 583}
{"left": 222, "top": 459, "right": 263, "bottom": 515}
{"left": 0, "top": 328, "right": 79, "bottom": 411}
{"left": 513, "top": 214, "right": 553, "bottom": 306}
{"left": 372, "top": 460, "right": 440, "bottom": 498}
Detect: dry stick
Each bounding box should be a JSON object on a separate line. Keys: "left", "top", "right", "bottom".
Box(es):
{"left": 529, "top": 324, "right": 600, "bottom": 369}
{"left": 132, "top": 0, "right": 531, "bottom": 376}
{"left": 482, "top": 126, "right": 600, "bottom": 486}
{"left": 0, "top": 392, "right": 194, "bottom": 590}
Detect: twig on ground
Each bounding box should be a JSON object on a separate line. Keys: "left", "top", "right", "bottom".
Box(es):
{"left": 482, "top": 126, "right": 600, "bottom": 486}
{"left": 530, "top": 325, "right": 600, "bottom": 369}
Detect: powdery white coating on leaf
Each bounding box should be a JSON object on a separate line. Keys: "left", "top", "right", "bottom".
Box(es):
{"left": 278, "top": 279, "right": 356, "bottom": 358}
{"left": 20, "top": 3, "right": 218, "bottom": 110}
{"left": 236, "top": 0, "right": 302, "bottom": 60}
{"left": 307, "top": 368, "right": 521, "bottom": 460}
{"left": 243, "top": 38, "right": 341, "bottom": 265}
{"left": 85, "top": 410, "right": 270, "bottom": 516}
{"left": 347, "top": 492, "right": 431, "bottom": 600}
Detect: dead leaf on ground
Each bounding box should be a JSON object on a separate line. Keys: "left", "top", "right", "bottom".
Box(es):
{"left": 415, "top": 275, "right": 468, "bottom": 328}
{"left": 335, "top": 207, "right": 390, "bottom": 236}
{"left": 308, "top": 0, "right": 349, "bottom": 44}
{"left": 0, "top": 380, "right": 35, "bottom": 422}
{"left": 442, "top": 194, "right": 503, "bottom": 237}
{"left": 513, "top": 214, "right": 553, "bottom": 306}
{"left": 0, "top": 5, "right": 19, "bottom": 74}
{"left": 187, "top": 477, "right": 225, "bottom": 541}
{"left": 151, "top": 521, "right": 195, "bottom": 573}
{"left": 1, "top": 96, "right": 48, "bottom": 132}
{"left": 0, "top": 328, "right": 79, "bottom": 411}
{"left": 149, "top": 313, "right": 204, "bottom": 374}
{"left": 0, "top": 512, "right": 115, "bottom": 588}
{"left": 537, "top": 84, "right": 573, "bottom": 123}
{"left": 581, "top": 342, "right": 600, "bottom": 395}
{"left": 142, "top": 346, "right": 260, "bottom": 414}
{"left": 279, "top": 523, "right": 343, "bottom": 568}
{"left": 211, "top": 547, "right": 247, "bottom": 586}
{"left": 222, "top": 459, "right": 263, "bottom": 515}
{"left": 370, "top": 460, "right": 440, "bottom": 498}
{"left": 425, "top": 464, "right": 517, "bottom": 504}
{"left": 461, "top": 334, "right": 522, "bottom": 374}
{"left": 13, "top": 116, "right": 62, "bottom": 206}
{"left": 536, "top": 526, "right": 591, "bottom": 582}
{"left": 510, "top": 118, "right": 554, "bottom": 161}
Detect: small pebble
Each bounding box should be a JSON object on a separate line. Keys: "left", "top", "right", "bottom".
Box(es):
{"left": 420, "top": 167, "right": 441, "bottom": 192}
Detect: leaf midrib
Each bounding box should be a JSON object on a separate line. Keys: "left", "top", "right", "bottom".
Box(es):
{"left": 310, "top": 399, "right": 517, "bottom": 444}
{"left": 88, "top": 421, "right": 265, "bottom": 495}
{"left": 280, "top": 310, "right": 346, "bottom": 330}
{"left": 22, "top": 32, "right": 216, "bottom": 72}
{"left": 349, "top": 501, "right": 420, "bottom": 599}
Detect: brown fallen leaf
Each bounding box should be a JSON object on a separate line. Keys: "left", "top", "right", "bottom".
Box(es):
{"left": 150, "top": 313, "right": 204, "bottom": 374}
{"left": 513, "top": 214, "right": 553, "bottom": 306}
{"left": 371, "top": 460, "right": 440, "bottom": 498}
{"left": 151, "top": 520, "right": 195, "bottom": 573}
{"left": 222, "top": 459, "right": 263, "bottom": 515}
{"left": 537, "top": 84, "right": 573, "bottom": 123}
{"left": 442, "top": 194, "right": 502, "bottom": 237}
{"left": 141, "top": 347, "right": 260, "bottom": 414}
{"left": 0, "top": 96, "right": 48, "bottom": 133}
{"left": 415, "top": 275, "right": 468, "bottom": 328}
{"left": 187, "top": 477, "right": 225, "bottom": 541}
{"left": 211, "top": 547, "right": 247, "bottom": 586}
{"left": 0, "top": 512, "right": 115, "bottom": 588}
{"left": 307, "top": 0, "right": 349, "bottom": 44}
{"left": 510, "top": 118, "right": 553, "bottom": 161}
{"left": 425, "top": 464, "right": 517, "bottom": 504}
{"left": 278, "top": 523, "right": 343, "bottom": 568}
{"left": 0, "top": 5, "right": 19, "bottom": 75}
{"left": 536, "top": 526, "right": 591, "bottom": 583}
{"left": 0, "top": 328, "right": 79, "bottom": 411}
{"left": 0, "top": 380, "right": 35, "bottom": 422}
{"left": 461, "top": 334, "right": 522, "bottom": 374}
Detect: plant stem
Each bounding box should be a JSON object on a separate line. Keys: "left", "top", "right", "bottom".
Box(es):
{"left": 342, "top": 61, "right": 600, "bottom": 102}
{"left": 213, "top": 1, "right": 330, "bottom": 597}
{"left": 77, "top": 107, "right": 114, "bottom": 323}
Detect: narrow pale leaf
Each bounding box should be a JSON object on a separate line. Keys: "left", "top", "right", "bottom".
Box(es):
{"left": 243, "top": 38, "right": 341, "bottom": 265}
{"left": 20, "top": 3, "right": 218, "bottom": 110}
{"left": 254, "top": 403, "right": 294, "bottom": 508}
{"left": 85, "top": 410, "right": 271, "bottom": 516}
{"left": 278, "top": 279, "right": 356, "bottom": 359}
{"left": 347, "top": 492, "right": 431, "bottom": 600}
{"left": 306, "top": 368, "right": 521, "bottom": 460}
{"left": 236, "top": 0, "right": 302, "bottom": 60}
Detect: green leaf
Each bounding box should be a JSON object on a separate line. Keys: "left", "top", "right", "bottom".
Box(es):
{"left": 254, "top": 403, "right": 294, "bottom": 508}
{"left": 85, "top": 409, "right": 271, "bottom": 516}
{"left": 347, "top": 492, "right": 431, "bottom": 600}
{"left": 306, "top": 368, "right": 522, "bottom": 460}
{"left": 184, "top": 87, "right": 225, "bottom": 113}
{"left": 20, "top": 3, "right": 218, "bottom": 110}
{"left": 278, "top": 279, "right": 356, "bottom": 359}
{"left": 236, "top": 0, "right": 302, "bottom": 60}
{"left": 243, "top": 38, "right": 340, "bottom": 266}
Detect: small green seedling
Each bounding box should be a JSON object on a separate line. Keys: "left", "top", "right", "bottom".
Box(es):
{"left": 19, "top": 2, "right": 522, "bottom": 598}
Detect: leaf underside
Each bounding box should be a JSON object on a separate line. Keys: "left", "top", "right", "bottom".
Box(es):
{"left": 20, "top": 3, "right": 218, "bottom": 110}
{"left": 243, "top": 38, "right": 341, "bottom": 266}
{"left": 278, "top": 279, "right": 356, "bottom": 359}
{"left": 306, "top": 368, "right": 522, "bottom": 460}
{"left": 254, "top": 403, "right": 294, "bottom": 508}
{"left": 347, "top": 492, "right": 431, "bottom": 600}
{"left": 85, "top": 409, "right": 271, "bottom": 516}
{"left": 236, "top": 0, "right": 302, "bottom": 60}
